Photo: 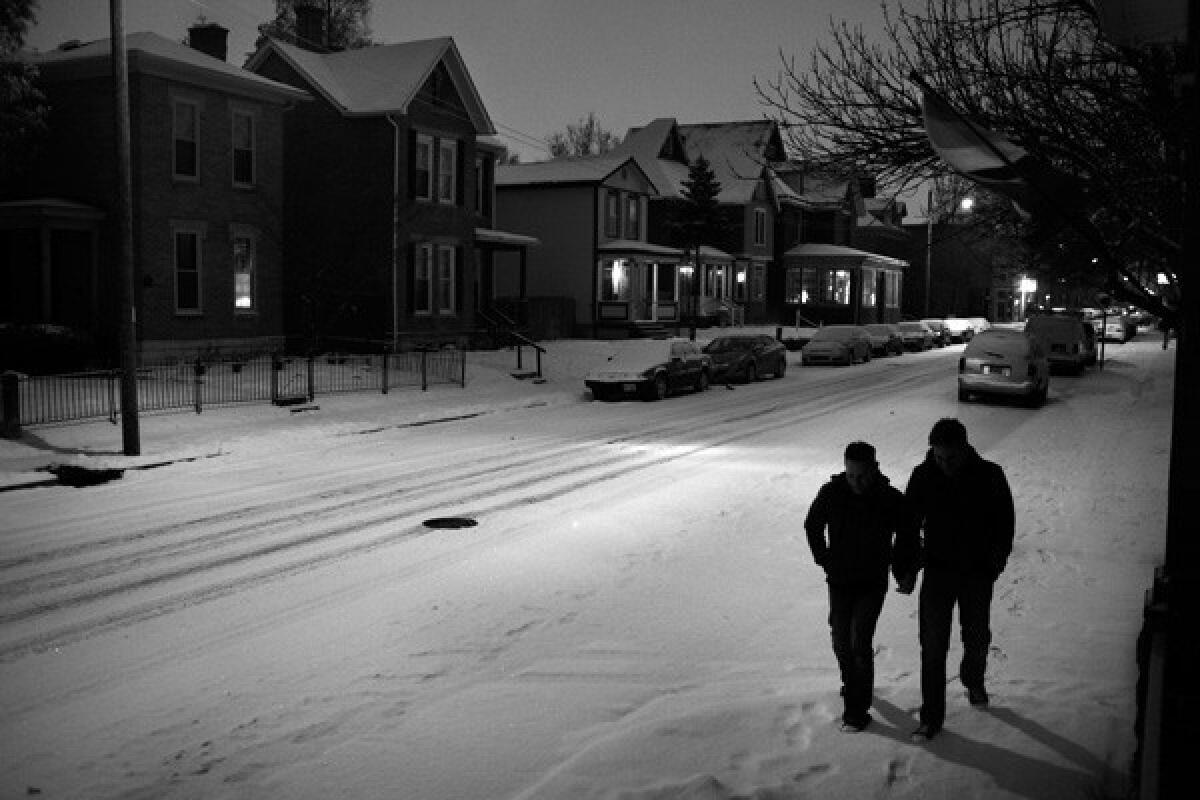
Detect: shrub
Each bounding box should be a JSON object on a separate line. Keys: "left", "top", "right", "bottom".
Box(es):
{"left": 0, "top": 323, "right": 97, "bottom": 374}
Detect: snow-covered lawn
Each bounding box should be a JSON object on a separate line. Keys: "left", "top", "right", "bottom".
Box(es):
{"left": 0, "top": 328, "right": 1172, "bottom": 799}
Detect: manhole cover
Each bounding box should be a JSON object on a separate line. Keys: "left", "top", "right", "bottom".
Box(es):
{"left": 423, "top": 517, "right": 478, "bottom": 529}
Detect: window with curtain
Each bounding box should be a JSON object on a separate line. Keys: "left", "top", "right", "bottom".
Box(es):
{"left": 232, "top": 232, "right": 255, "bottom": 311}
{"left": 437, "top": 140, "right": 457, "bottom": 204}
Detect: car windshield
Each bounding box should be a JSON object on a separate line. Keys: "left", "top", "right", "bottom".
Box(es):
{"left": 812, "top": 326, "right": 855, "bottom": 341}
{"left": 704, "top": 338, "right": 754, "bottom": 353}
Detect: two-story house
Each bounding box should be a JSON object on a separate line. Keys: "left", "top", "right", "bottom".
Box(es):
{"left": 613, "top": 119, "right": 788, "bottom": 325}
{"left": 495, "top": 154, "right": 671, "bottom": 338}
{"left": 774, "top": 165, "right": 909, "bottom": 326}
{"left": 2, "top": 25, "right": 308, "bottom": 362}
{"left": 246, "top": 24, "right": 532, "bottom": 349}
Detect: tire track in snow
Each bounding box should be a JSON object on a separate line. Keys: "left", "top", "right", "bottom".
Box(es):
{"left": 0, "top": 359, "right": 948, "bottom": 662}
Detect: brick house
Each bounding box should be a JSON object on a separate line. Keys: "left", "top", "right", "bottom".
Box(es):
{"left": 2, "top": 26, "right": 308, "bottom": 362}
{"left": 246, "top": 30, "right": 533, "bottom": 349}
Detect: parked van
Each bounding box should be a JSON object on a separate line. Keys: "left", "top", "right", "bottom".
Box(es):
{"left": 1024, "top": 314, "right": 1096, "bottom": 374}
{"left": 959, "top": 329, "right": 1049, "bottom": 406}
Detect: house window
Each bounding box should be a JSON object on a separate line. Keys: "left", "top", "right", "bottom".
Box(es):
{"left": 750, "top": 264, "right": 765, "bottom": 302}
{"left": 173, "top": 225, "right": 204, "bottom": 313}
{"left": 734, "top": 264, "right": 747, "bottom": 302}
{"left": 861, "top": 267, "right": 877, "bottom": 307}
{"left": 753, "top": 209, "right": 767, "bottom": 245}
{"left": 415, "top": 134, "right": 433, "bottom": 200}
{"left": 414, "top": 243, "right": 433, "bottom": 314}
{"left": 625, "top": 196, "right": 640, "bottom": 240}
{"left": 600, "top": 258, "right": 631, "bottom": 302}
{"left": 232, "top": 230, "right": 256, "bottom": 311}
{"left": 886, "top": 271, "right": 902, "bottom": 308}
{"left": 437, "top": 245, "right": 456, "bottom": 314}
{"left": 173, "top": 99, "right": 199, "bottom": 180}
{"left": 231, "top": 110, "right": 255, "bottom": 187}
{"left": 605, "top": 191, "right": 621, "bottom": 238}
{"left": 437, "top": 139, "right": 457, "bottom": 204}
{"left": 790, "top": 266, "right": 851, "bottom": 305}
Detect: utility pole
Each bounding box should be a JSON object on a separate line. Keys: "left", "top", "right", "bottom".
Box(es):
{"left": 110, "top": 0, "right": 140, "bottom": 455}
{"left": 924, "top": 187, "right": 934, "bottom": 318}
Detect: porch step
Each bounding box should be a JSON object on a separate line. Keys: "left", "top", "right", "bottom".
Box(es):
{"left": 628, "top": 321, "right": 672, "bottom": 339}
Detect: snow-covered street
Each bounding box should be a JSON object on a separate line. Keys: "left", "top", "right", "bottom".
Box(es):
{"left": 0, "top": 332, "right": 1173, "bottom": 799}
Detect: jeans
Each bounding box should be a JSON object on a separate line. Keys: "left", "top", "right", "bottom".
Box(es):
{"left": 828, "top": 581, "right": 887, "bottom": 723}
{"left": 918, "top": 567, "right": 995, "bottom": 728}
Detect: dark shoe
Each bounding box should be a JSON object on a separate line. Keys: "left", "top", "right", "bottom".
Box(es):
{"left": 910, "top": 723, "right": 940, "bottom": 743}
{"left": 840, "top": 714, "right": 871, "bottom": 733}
{"left": 966, "top": 686, "right": 989, "bottom": 707}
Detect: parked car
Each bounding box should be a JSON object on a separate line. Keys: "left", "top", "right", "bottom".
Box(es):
{"left": 863, "top": 323, "right": 904, "bottom": 356}
{"left": 896, "top": 321, "right": 935, "bottom": 351}
{"left": 968, "top": 317, "right": 992, "bottom": 334}
{"left": 958, "top": 329, "right": 1050, "bottom": 406}
{"left": 920, "top": 318, "right": 950, "bottom": 347}
{"left": 942, "top": 318, "right": 975, "bottom": 343}
{"left": 701, "top": 334, "right": 788, "bottom": 383}
{"left": 585, "top": 338, "right": 712, "bottom": 401}
{"left": 1024, "top": 314, "right": 1096, "bottom": 374}
{"left": 800, "top": 325, "right": 873, "bottom": 366}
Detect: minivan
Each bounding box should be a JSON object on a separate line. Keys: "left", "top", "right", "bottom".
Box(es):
{"left": 959, "top": 329, "right": 1050, "bottom": 406}
{"left": 1024, "top": 314, "right": 1096, "bottom": 374}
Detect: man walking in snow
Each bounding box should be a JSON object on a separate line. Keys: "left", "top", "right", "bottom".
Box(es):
{"left": 805, "top": 441, "right": 919, "bottom": 733}
{"left": 904, "top": 418, "right": 1015, "bottom": 743}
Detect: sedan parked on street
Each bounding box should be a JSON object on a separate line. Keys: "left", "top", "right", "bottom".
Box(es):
{"left": 863, "top": 323, "right": 905, "bottom": 356}
{"left": 896, "top": 320, "right": 935, "bottom": 351}
{"left": 958, "top": 329, "right": 1049, "bottom": 406}
{"left": 800, "top": 325, "right": 873, "bottom": 366}
{"left": 920, "top": 318, "right": 950, "bottom": 346}
{"left": 702, "top": 334, "right": 788, "bottom": 383}
{"left": 942, "top": 317, "right": 976, "bottom": 343}
{"left": 585, "top": 338, "right": 712, "bottom": 401}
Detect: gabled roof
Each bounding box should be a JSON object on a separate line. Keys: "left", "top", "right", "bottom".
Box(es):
{"left": 23, "top": 32, "right": 309, "bottom": 104}
{"left": 617, "top": 118, "right": 788, "bottom": 206}
{"left": 496, "top": 154, "right": 653, "bottom": 189}
{"left": 245, "top": 36, "right": 493, "bottom": 131}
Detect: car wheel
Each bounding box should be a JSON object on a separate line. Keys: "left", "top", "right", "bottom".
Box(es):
{"left": 643, "top": 374, "right": 668, "bottom": 401}
{"left": 695, "top": 369, "right": 710, "bottom": 393}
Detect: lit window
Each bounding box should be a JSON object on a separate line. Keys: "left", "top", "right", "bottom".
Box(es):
{"left": 232, "top": 110, "right": 255, "bottom": 187}
{"left": 862, "top": 268, "right": 877, "bottom": 307}
{"left": 601, "top": 259, "right": 630, "bottom": 301}
{"left": 173, "top": 99, "right": 198, "bottom": 179}
{"left": 415, "top": 134, "right": 433, "bottom": 200}
{"left": 233, "top": 233, "right": 255, "bottom": 310}
{"left": 438, "top": 140, "right": 457, "bottom": 204}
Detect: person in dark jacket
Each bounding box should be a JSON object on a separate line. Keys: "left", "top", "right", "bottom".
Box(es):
{"left": 805, "top": 441, "right": 919, "bottom": 733}
{"left": 905, "top": 418, "right": 1015, "bottom": 743}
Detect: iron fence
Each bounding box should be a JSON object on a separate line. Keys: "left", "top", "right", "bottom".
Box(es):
{"left": 1, "top": 348, "right": 466, "bottom": 428}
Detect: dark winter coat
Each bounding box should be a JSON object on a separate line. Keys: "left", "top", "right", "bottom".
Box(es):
{"left": 804, "top": 472, "right": 918, "bottom": 586}
{"left": 904, "top": 446, "right": 1015, "bottom": 580}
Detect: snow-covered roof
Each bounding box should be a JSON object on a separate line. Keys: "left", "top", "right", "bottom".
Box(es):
{"left": 784, "top": 242, "right": 908, "bottom": 268}
{"left": 496, "top": 155, "right": 648, "bottom": 188}
{"left": 245, "top": 36, "right": 493, "bottom": 131}
{"left": 23, "top": 32, "right": 309, "bottom": 104}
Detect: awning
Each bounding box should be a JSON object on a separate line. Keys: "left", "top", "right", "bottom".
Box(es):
{"left": 783, "top": 242, "right": 907, "bottom": 269}
{"left": 474, "top": 227, "right": 540, "bottom": 248}
{"left": 597, "top": 239, "right": 683, "bottom": 259}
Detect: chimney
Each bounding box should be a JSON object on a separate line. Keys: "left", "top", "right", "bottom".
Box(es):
{"left": 294, "top": 5, "right": 327, "bottom": 51}
{"left": 188, "top": 22, "right": 229, "bottom": 62}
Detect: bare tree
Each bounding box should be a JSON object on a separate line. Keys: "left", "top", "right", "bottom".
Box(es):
{"left": 546, "top": 112, "right": 622, "bottom": 158}
{"left": 755, "top": 0, "right": 1184, "bottom": 315}
{"left": 255, "top": 0, "right": 373, "bottom": 52}
{"left": 0, "top": 0, "right": 46, "bottom": 183}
